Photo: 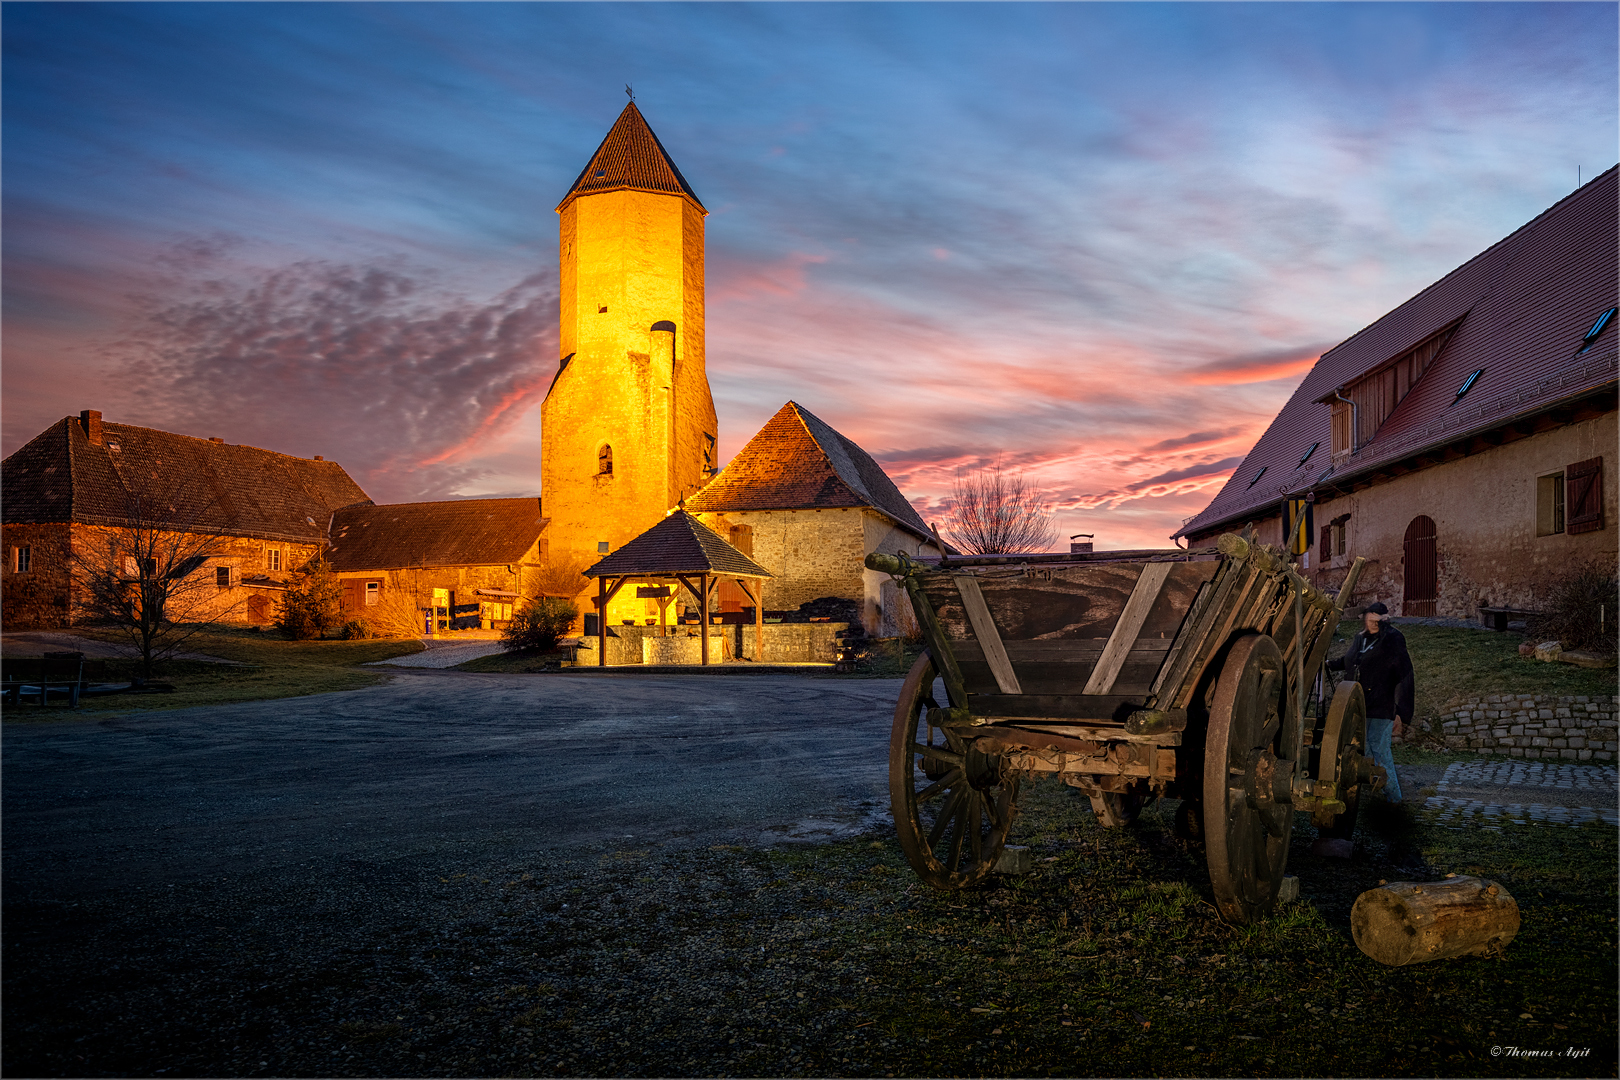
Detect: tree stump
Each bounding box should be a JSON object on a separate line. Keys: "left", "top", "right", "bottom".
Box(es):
{"left": 1351, "top": 876, "right": 1519, "bottom": 966}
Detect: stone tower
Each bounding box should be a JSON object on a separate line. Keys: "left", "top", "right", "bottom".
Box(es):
{"left": 541, "top": 102, "right": 718, "bottom": 585}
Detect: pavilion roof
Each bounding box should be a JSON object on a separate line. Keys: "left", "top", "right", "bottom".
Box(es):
{"left": 583, "top": 510, "right": 770, "bottom": 579}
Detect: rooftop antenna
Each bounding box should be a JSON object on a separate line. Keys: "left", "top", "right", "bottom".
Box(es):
{"left": 625, "top": 84, "right": 634, "bottom": 102}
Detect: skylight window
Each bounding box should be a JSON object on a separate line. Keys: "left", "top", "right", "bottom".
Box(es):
{"left": 1453, "top": 368, "right": 1484, "bottom": 402}
{"left": 1577, "top": 307, "right": 1617, "bottom": 354}
{"left": 1298, "top": 442, "right": 1320, "bottom": 467}
{"left": 1245, "top": 466, "right": 1267, "bottom": 490}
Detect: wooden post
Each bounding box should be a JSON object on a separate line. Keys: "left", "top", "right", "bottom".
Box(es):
{"left": 699, "top": 573, "right": 710, "bottom": 665}
{"left": 597, "top": 576, "right": 607, "bottom": 667}
{"left": 755, "top": 578, "right": 764, "bottom": 663}
{"left": 1351, "top": 877, "right": 1519, "bottom": 966}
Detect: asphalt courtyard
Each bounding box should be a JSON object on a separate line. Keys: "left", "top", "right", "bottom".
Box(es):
{"left": 3, "top": 671, "right": 903, "bottom": 900}
{"left": 6, "top": 671, "right": 1617, "bottom": 904}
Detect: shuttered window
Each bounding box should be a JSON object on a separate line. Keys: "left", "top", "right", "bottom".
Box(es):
{"left": 1566, "top": 456, "right": 1604, "bottom": 534}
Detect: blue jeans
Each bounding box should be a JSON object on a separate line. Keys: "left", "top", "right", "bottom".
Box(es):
{"left": 1367, "top": 717, "right": 1402, "bottom": 803}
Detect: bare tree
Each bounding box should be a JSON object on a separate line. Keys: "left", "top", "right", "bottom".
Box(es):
{"left": 70, "top": 489, "right": 242, "bottom": 678}
{"left": 944, "top": 461, "right": 1061, "bottom": 555}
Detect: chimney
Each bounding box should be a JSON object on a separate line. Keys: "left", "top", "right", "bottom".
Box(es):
{"left": 1069, "top": 533, "right": 1094, "bottom": 554}
{"left": 79, "top": 410, "right": 102, "bottom": 446}
{"left": 209, "top": 437, "right": 224, "bottom": 444}
{"left": 313, "top": 455, "right": 324, "bottom": 461}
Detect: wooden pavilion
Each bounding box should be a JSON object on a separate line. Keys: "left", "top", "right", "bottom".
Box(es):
{"left": 581, "top": 510, "right": 772, "bottom": 666}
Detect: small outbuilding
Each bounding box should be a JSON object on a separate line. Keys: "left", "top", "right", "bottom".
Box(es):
{"left": 582, "top": 510, "right": 771, "bottom": 665}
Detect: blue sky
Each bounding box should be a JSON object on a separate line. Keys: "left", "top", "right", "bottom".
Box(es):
{"left": 4, "top": 2, "right": 1615, "bottom": 547}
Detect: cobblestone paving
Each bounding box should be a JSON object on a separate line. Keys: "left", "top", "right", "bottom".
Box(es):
{"left": 1422, "top": 761, "right": 1620, "bottom": 829}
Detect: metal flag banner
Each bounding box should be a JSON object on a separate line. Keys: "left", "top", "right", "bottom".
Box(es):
{"left": 1287, "top": 498, "right": 1314, "bottom": 556}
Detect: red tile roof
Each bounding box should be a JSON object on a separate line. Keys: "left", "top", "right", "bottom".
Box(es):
{"left": 584, "top": 510, "right": 770, "bottom": 579}
{"left": 683, "top": 401, "right": 935, "bottom": 541}
{"left": 1179, "top": 167, "right": 1618, "bottom": 538}
{"left": 556, "top": 102, "right": 704, "bottom": 213}
{"left": 2, "top": 415, "right": 371, "bottom": 542}
{"left": 326, "top": 498, "right": 545, "bottom": 572}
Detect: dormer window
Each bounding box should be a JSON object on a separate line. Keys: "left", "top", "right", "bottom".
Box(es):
{"left": 1320, "top": 320, "right": 1459, "bottom": 457}
{"left": 598, "top": 444, "right": 613, "bottom": 476}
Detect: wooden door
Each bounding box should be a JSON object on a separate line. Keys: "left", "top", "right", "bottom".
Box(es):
{"left": 1402, "top": 516, "right": 1437, "bottom": 617}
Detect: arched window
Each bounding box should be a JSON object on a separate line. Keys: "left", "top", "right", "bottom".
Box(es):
{"left": 598, "top": 444, "right": 613, "bottom": 476}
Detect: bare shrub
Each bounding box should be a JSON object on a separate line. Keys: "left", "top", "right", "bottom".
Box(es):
{"left": 365, "top": 584, "right": 430, "bottom": 639}
{"left": 1535, "top": 559, "right": 1618, "bottom": 652}
{"left": 502, "top": 596, "right": 580, "bottom": 653}
{"left": 944, "top": 461, "right": 1060, "bottom": 555}
{"left": 533, "top": 554, "right": 594, "bottom": 598}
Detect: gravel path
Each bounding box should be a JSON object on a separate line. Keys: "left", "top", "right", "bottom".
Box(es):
{"left": 365, "top": 639, "right": 506, "bottom": 668}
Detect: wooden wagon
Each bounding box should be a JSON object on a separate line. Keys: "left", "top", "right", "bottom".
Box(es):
{"left": 865, "top": 532, "right": 1381, "bottom": 925}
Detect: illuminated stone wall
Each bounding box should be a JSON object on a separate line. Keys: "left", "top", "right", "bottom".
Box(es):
{"left": 544, "top": 187, "right": 715, "bottom": 629}
{"left": 693, "top": 508, "right": 941, "bottom": 634}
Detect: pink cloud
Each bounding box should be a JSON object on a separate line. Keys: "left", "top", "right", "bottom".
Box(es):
{"left": 1183, "top": 344, "right": 1327, "bottom": 385}
{"left": 708, "top": 251, "right": 829, "bottom": 304}
{"left": 96, "top": 253, "right": 556, "bottom": 501}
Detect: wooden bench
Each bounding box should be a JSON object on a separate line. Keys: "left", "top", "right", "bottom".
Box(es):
{"left": 1478, "top": 606, "right": 1540, "bottom": 632}
{"left": 2, "top": 651, "right": 87, "bottom": 708}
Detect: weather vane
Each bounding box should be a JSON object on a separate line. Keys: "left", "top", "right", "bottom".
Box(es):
{"left": 625, "top": 84, "right": 634, "bottom": 102}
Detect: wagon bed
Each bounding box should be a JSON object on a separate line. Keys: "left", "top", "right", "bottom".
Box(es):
{"left": 868, "top": 531, "right": 1379, "bottom": 924}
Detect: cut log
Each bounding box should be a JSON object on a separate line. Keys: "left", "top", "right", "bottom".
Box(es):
{"left": 1351, "top": 876, "right": 1519, "bottom": 966}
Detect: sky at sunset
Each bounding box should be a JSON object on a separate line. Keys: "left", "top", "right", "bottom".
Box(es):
{"left": 5, "top": 2, "right": 1616, "bottom": 548}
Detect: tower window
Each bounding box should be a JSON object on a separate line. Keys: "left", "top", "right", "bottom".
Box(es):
{"left": 598, "top": 305, "right": 608, "bottom": 314}
{"left": 598, "top": 444, "right": 613, "bottom": 476}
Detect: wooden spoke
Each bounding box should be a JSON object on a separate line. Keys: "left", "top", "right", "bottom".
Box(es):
{"left": 1203, "top": 633, "right": 1297, "bottom": 925}
{"left": 890, "top": 652, "right": 1020, "bottom": 889}
{"left": 913, "top": 771, "right": 962, "bottom": 806}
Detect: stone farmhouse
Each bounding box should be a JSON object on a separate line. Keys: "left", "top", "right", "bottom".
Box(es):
{"left": 1178, "top": 167, "right": 1617, "bottom": 619}
{"left": 325, "top": 498, "right": 546, "bottom": 631}
{"left": 1, "top": 410, "right": 369, "bottom": 629}
{"left": 685, "top": 401, "right": 941, "bottom": 634}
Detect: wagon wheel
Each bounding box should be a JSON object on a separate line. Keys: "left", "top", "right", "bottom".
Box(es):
{"left": 890, "top": 652, "right": 1019, "bottom": 889}
{"left": 1203, "top": 634, "right": 1297, "bottom": 925}
{"left": 1311, "top": 680, "right": 1372, "bottom": 829}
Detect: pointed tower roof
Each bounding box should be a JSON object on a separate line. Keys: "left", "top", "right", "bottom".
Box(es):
{"left": 557, "top": 102, "right": 705, "bottom": 213}
{"left": 684, "top": 402, "right": 935, "bottom": 542}
{"left": 583, "top": 510, "right": 770, "bottom": 579}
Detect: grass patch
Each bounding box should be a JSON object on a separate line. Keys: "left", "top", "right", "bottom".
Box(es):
{"left": 783, "top": 781, "right": 1617, "bottom": 1077}
{"left": 2, "top": 626, "right": 421, "bottom": 716}
{"left": 1326, "top": 622, "right": 1617, "bottom": 725}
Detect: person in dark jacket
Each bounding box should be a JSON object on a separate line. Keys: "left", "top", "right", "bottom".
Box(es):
{"left": 1312, "top": 601, "right": 1414, "bottom": 857}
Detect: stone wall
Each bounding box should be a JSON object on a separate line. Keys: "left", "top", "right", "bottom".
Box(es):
{"left": 1437, "top": 693, "right": 1618, "bottom": 761}
{"left": 1305, "top": 411, "right": 1617, "bottom": 617}
{"left": 1, "top": 522, "right": 73, "bottom": 629}
{"left": 577, "top": 622, "right": 848, "bottom": 666}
